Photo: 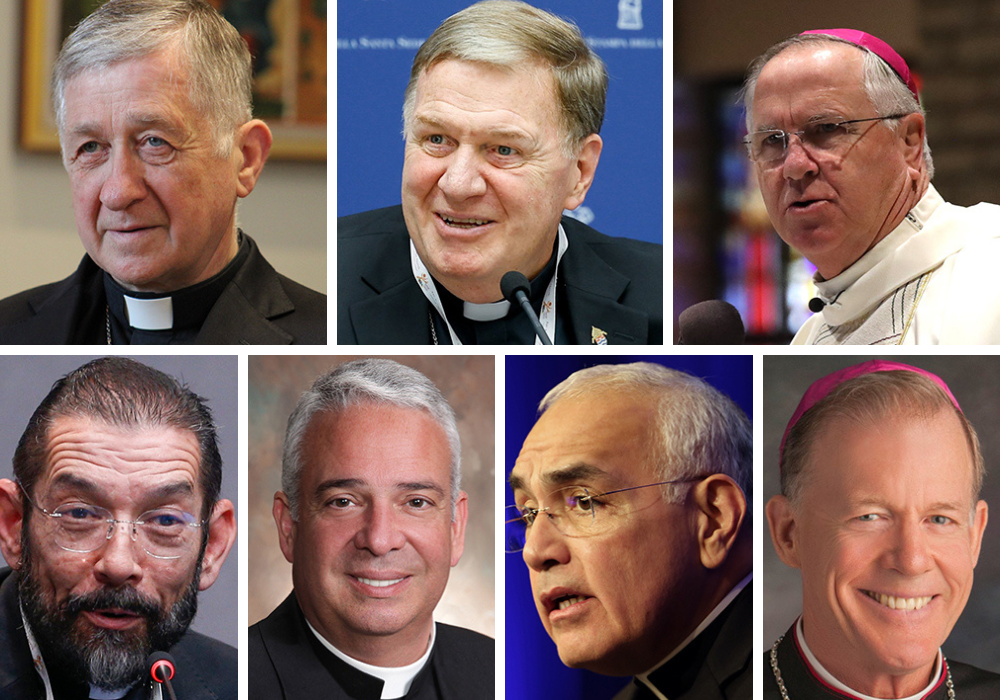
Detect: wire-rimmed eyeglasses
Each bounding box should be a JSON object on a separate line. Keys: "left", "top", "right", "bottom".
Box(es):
{"left": 505, "top": 477, "right": 706, "bottom": 553}
{"left": 18, "top": 482, "right": 204, "bottom": 560}
{"left": 744, "top": 114, "right": 911, "bottom": 165}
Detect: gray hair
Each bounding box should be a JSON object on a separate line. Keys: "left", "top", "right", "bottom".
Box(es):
{"left": 402, "top": 0, "right": 608, "bottom": 155}
{"left": 781, "top": 370, "right": 983, "bottom": 506}
{"left": 282, "top": 359, "right": 462, "bottom": 519}
{"left": 52, "top": 0, "right": 253, "bottom": 158}
{"left": 540, "top": 363, "right": 752, "bottom": 504}
{"left": 741, "top": 33, "right": 934, "bottom": 178}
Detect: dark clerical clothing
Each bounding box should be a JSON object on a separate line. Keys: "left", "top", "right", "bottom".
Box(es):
{"left": 0, "top": 568, "right": 236, "bottom": 700}
{"left": 764, "top": 622, "right": 1000, "bottom": 699}
{"left": 248, "top": 592, "right": 494, "bottom": 700}
{"left": 338, "top": 206, "right": 662, "bottom": 345}
{"left": 613, "top": 583, "right": 752, "bottom": 700}
{"left": 0, "top": 233, "right": 326, "bottom": 345}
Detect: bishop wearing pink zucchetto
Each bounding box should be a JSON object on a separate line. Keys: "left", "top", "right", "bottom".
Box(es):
{"left": 742, "top": 30, "right": 1000, "bottom": 345}
{"left": 765, "top": 360, "right": 1000, "bottom": 699}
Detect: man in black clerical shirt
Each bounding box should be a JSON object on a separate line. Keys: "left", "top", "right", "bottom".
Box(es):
{"left": 0, "top": 0, "right": 325, "bottom": 345}
{"left": 766, "top": 361, "right": 1000, "bottom": 699}
{"left": 508, "top": 362, "right": 752, "bottom": 699}
{"left": 0, "top": 357, "right": 237, "bottom": 699}
{"left": 248, "top": 359, "right": 494, "bottom": 700}
{"left": 337, "top": 1, "right": 662, "bottom": 345}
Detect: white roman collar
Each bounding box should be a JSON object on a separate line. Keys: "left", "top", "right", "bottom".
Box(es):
{"left": 796, "top": 616, "right": 943, "bottom": 700}
{"left": 123, "top": 295, "right": 173, "bottom": 330}
{"left": 305, "top": 618, "right": 435, "bottom": 699}
{"left": 463, "top": 299, "right": 510, "bottom": 321}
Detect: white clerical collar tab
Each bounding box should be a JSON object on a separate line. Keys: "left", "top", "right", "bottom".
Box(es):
{"left": 463, "top": 299, "right": 510, "bottom": 321}
{"left": 123, "top": 295, "right": 173, "bottom": 330}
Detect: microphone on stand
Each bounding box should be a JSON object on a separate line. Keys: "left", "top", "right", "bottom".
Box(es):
{"left": 148, "top": 652, "right": 178, "bottom": 700}
{"left": 677, "top": 300, "right": 746, "bottom": 345}
{"left": 501, "top": 271, "right": 553, "bottom": 345}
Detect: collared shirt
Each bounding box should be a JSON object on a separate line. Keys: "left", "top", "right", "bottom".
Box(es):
{"left": 305, "top": 619, "right": 435, "bottom": 700}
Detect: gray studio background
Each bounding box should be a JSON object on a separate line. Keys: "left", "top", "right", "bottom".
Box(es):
{"left": 0, "top": 355, "right": 238, "bottom": 647}
{"left": 764, "top": 355, "right": 1000, "bottom": 672}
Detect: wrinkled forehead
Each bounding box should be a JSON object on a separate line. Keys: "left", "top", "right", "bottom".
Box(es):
{"left": 511, "top": 390, "right": 661, "bottom": 496}
{"left": 752, "top": 42, "right": 867, "bottom": 127}
{"left": 38, "top": 414, "right": 203, "bottom": 497}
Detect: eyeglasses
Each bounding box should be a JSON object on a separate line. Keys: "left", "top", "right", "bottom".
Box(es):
{"left": 744, "top": 114, "right": 911, "bottom": 165}
{"left": 19, "top": 483, "right": 204, "bottom": 560}
{"left": 504, "top": 477, "right": 706, "bottom": 553}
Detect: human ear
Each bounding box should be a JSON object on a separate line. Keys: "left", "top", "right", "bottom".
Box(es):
{"left": 562, "top": 134, "right": 603, "bottom": 211}
{"left": 0, "top": 479, "right": 25, "bottom": 569}
{"left": 766, "top": 494, "right": 801, "bottom": 569}
{"left": 197, "top": 499, "right": 237, "bottom": 591}
{"left": 449, "top": 491, "right": 469, "bottom": 567}
{"left": 235, "top": 120, "right": 273, "bottom": 198}
{"left": 273, "top": 491, "right": 297, "bottom": 565}
{"left": 899, "top": 112, "right": 926, "bottom": 172}
{"left": 692, "top": 474, "right": 747, "bottom": 569}
{"left": 969, "top": 499, "right": 988, "bottom": 565}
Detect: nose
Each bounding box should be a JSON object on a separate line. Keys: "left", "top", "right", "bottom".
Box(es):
{"left": 437, "top": 147, "right": 487, "bottom": 200}
{"left": 885, "top": 519, "right": 932, "bottom": 576}
{"left": 100, "top": 147, "right": 148, "bottom": 211}
{"left": 353, "top": 503, "right": 406, "bottom": 556}
{"left": 522, "top": 512, "right": 570, "bottom": 573}
{"left": 781, "top": 134, "right": 819, "bottom": 181}
{"left": 92, "top": 521, "right": 143, "bottom": 587}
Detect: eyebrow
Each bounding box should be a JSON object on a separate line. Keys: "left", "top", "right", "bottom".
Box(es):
{"left": 67, "top": 112, "right": 185, "bottom": 140}
{"left": 849, "top": 497, "right": 968, "bottom": 513}
{"left": 411, "top": 115, "right": 534, "bottom": 144}
{"left": 510, "top": 463, "right": 611, "bottom": 495}
{"left": 314, "top": 478, "right": 446, "bottom": 497}
{"left": 47, "top": 473, "right": 195, "bottom": 505}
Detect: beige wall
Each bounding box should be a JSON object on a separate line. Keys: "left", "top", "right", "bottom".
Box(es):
{"left": 248, "top": 355, "right": 495, "bottom": 638}
{"left": 0, "top": 7, "right": 326, "bottom": 300}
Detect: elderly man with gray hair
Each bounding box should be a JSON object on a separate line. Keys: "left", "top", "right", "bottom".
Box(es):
{"left": 508, "top": 362, "right": 752, "bottom": 699}
{"left": 0, "top": 0, "right": 325, "bottom": 345}
{"left": 338, "top": 0, "right": 662, "bottom": 345}
{"left": 743, "top": 29, "right": 1000, "bottom": 345}
{"left": 248, "top": 358, "right": 494, "bottom": 700}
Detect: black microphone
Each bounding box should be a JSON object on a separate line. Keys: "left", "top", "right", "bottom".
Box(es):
{"left": 808, "top": 297, "right": 826, "bottom": 313}
{"left": 148, "top": 651, "right": 178, "bottom": 700}
{"left": 500, "top": 271, "right": 553, "bottom": 345}
{"left": 677, "top": 300, "right": 746, "bottom": 345}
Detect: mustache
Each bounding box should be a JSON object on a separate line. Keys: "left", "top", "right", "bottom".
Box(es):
{"left": 62, "top": 586, "right": 162, "bottom": 621}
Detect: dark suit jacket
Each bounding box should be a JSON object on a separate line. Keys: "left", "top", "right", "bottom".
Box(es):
{"left": 338, "top": 206, "right": 663, "bottom": 344}
{"left": 0, "top": 234, "right": 326, "bottom": 345}
{"left": 613, "top": 583, "right": 752, "bottom": 700}
{"left": 0, "top": 567, "right": 236, "bottom": 700}
{"left": 248, "top": 591, "right": 495, "bottom": 700}
{"left": 763, "top": 621, "right": 1000, "bottom": 699}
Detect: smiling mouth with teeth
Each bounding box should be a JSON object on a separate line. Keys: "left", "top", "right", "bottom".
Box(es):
{"left": 357, "top": 576, "right": 405, "bottom": 588}
{"left": 864, "top": 590, "right": 934, "bottom": 611}
{"left": 439, "top": 214, "right": 492, "bottom": 229}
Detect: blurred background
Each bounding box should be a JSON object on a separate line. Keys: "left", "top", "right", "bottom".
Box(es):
{"left": 675, "top": 0, "right": 1000, "bottom": 342}
{"left": 0, "top": 0, "right": 326, "bottom": 301}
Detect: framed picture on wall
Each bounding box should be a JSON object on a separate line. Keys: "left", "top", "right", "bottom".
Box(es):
{"left": 19, "top": 0, "right": 326, "bottom": 160}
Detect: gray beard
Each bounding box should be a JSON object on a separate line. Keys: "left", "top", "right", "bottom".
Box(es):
{"left": 18, "top": 536, "right": 201, "bottom": 692}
